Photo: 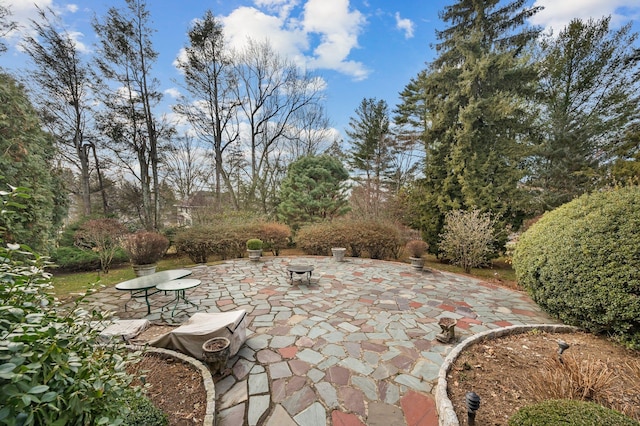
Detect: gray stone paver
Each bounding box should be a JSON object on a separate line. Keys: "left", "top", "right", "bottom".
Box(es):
{"left": 82, "top": 255, "right": 558, "bottom": 425}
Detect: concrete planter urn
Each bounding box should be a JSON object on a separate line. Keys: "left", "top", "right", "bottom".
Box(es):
{"left": 409, "top": 257, "right": 425, "bottom": 270}
{"left": 331, "top": 247, "right": 347, "bottom": 262}
{"left": 202, "top": 336, "right": 231, "bottom": 375}
{"left": 246, "top": 239, "right": 263, "bottom": 262}
{"left": 132, "top": 263, "right": 158, "bottom": 277}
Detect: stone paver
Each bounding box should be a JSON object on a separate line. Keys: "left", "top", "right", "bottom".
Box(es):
{"left": 82, "top": 256, "right": 558, "bottom": 425}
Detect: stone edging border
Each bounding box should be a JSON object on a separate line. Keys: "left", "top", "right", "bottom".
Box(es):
{"left": 435, "top": 324, "right": 579, "bottom": 426}
{"left": 127, "top": 345, "right": 216, "bottom": 426}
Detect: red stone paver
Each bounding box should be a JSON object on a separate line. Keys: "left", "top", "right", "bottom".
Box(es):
{"left": 278, "top": 346, "right": 298, "bottom": 358}
{"left": 326, "top": 366, "right": 351, "bottom": 386}
{"left": 338, "top": 387, "right": 366, "bottom": 417}
{"left": 401, "top": 390, "right": 438, "bottom": 426}
{"left": 494, "top": 320, "right": 513, "bottom": 327}
{"left": 332, "top": 410, "right": 366, "bottom": 426}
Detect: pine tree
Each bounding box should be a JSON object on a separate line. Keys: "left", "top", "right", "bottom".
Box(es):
{"left": 400, "top": 0, "right": 541, "bottom": 251}
{"left": 277, "top": 155, "right": 350, "bottom": 230}
{"left": 346, "top": 98, "right": 394, "bottom": 218}
{"left": 531, "top": 17, "right": 640, "bottom": 209}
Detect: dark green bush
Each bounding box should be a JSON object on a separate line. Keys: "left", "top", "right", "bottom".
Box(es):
{"left": 0, "top": 187, "right": 138, "bottom": 425}
{"left": 513, "top": 186, "right": 640, "bottom": 348}
{"left": 122, "top": 389, "right": 167, "bottom": 426}
{"left": 296, "top": 219, "right": 403, "bottom": 259}
{"left": 508, "top": 399, "right": 639, "bottom": 426}
{"left": 50, "top": 246, "right": 129, "bottom": 272}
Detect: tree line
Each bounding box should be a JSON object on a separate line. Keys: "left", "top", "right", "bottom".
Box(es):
{"left": 1, "top": 0, "right": 639, "bottom": 255}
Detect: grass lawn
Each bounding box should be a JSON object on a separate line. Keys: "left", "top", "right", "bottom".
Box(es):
{"left": 423, "top": 255, "right": 518, "bottom": 288}
{"left": 51, "top": 251, "right": 518, "bottom": 300}
{"left": 50, "top": 255, "right": 199, "bottom": 299}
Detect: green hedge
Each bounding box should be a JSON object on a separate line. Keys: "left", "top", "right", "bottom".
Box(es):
{"left": 296, "top": 219, "right": 403, "bottom": 259}
{"left": 50, "top": 246, "right": 129, "bottom": 272}
{"left": 508, "top": 399, "right": 639, "bottom": 426}
{"left": 513, "top": 186, "right": 640, "bottom": 347}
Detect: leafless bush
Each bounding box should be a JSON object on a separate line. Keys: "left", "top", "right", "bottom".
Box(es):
{"left": 74, "top": 218, "right": 127, "bottom": 273}
{"left": 438, "top": 209, "right": 497, "bottom": 273}
{"left": 121, "top": 231, "right": 169, "bottom": 265}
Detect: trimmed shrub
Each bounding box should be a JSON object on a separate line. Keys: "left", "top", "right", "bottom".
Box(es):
{"left": 508, "top": 399, "right": 639, "bottom": 426}
{"left": 50, "top": 245, "right": 100, "bottom": 271}
{"left": 513, "top": 187, "right": 640, "bottom": 348}
{"left": 174, "top": 226, "right": 214, "bottom": 263}
{"left": 246, "top": 238, "right": 263, "bottom": 250}
{"left": 296, "top": 222, "right": 350, "bottom": 256}
{"left": 121, "top": 231, "right": 170, "bottom": 265}
{"left": 50, "top": 246, "right": 130, "bottom": 272}
{"left": 405, "top": 239, "right": 428, "bottom": 258}
{"left": 296, "top": 220, "right": 403, "bottom": 260}
{"left": 122, "top": 389, "right": 167, "bottom": 426}
{"left": 257, "top": 222, "right": 291, "bottom": 255}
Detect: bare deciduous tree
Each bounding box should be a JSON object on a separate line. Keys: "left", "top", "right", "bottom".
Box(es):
{"left": 93, "top": 0, "right": 167, "bottom": 230}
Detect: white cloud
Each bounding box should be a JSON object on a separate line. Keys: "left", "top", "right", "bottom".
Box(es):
{"left": 220, "top": 0, "right": 368, "bottom": 81}
{"left": 395, "top": 12, "right": 414, "bottom": 39}
{"left": 222, "top": 6, "right": 308, "bottom": 65}
{"left": 302, "top": 0, "right": 368, "bottom": 80}
{"left": 3, "top": 1, "right": 89, "bottom": 54}
{"left": 67, "top": 30, "right": 89, "bottom": 53}
{"left": 530, "top": 0, "right": 640, "bottom": 32}
{"left": 164, "top": 87, "right": 181, "bottom": 99}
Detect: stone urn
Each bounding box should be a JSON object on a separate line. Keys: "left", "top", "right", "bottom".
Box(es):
{"left": 409, "top": 257, "right": 425, "bottom": 270}
{"left": 246, "top": 239, "right": 263, "bottom": 262}
{"left": 132, "top": 263, "right": 157, "bottom": 277}
{"left": 202, "top": 336, "right": 231, "bottom": 375}
{"left": 331, "top": 247, "right": 347, "bottom": 262}
{"left": 436, "top": 317, "right": 458, "bottom": 343}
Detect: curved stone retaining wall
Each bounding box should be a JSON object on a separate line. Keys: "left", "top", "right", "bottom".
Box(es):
{"left": 435, "top": 324, "right": 579, "bottom": 426}
{"left": 128, "top": 345, "right": 216, "bottom": 426}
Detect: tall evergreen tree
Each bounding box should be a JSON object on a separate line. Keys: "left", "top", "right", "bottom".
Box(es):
{"left": 400, "top": 0, "right": 541, "bottom": 251}
{"left": 346, "top": 98, "right": 394, "bottom": 218}
{"left": 0, "top": 73, "right": 67, "bottom": 251}
{"left": 530, "top": 17, "right": 640, "bottom": 209}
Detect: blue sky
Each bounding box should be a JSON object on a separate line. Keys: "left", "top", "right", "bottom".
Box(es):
{"left": 2, "top": 0, "right": 640, "bottom": 140}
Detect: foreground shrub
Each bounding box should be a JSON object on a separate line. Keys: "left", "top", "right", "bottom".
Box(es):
{"left": 439, "top": 209, "right": 498, "bottom": 273}
{"left": 0, "top": 188, "right": 138, "bottom": 425}
{"left": 121, "top": 231, "right": 170, "bottom": 265}
{"left": 296, "top": 220, "right": 403, "bottom": 259}
{"left": 513, "top": 187, "right": 640, "bottom": 348}
{"left": 508, "top": 399, "right": 639, "bottom": 426}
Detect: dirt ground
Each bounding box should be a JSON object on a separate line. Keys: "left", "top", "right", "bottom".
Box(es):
{"left": 447, "top": 331, "right": 640, "bottom": 425}
{"left": 127, "top": 325, "right": 208, "bottom": 426}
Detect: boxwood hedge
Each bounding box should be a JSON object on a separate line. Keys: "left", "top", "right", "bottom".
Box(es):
{"left": 508, "top": 399, "right": 639, "bottom": 426}
{"left": 513, "top": 186, "right": 640, "bottom": 348}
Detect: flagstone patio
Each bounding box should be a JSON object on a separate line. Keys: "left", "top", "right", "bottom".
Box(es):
{"left": 82, "top": 256, "right": 557, "bottom": 425}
